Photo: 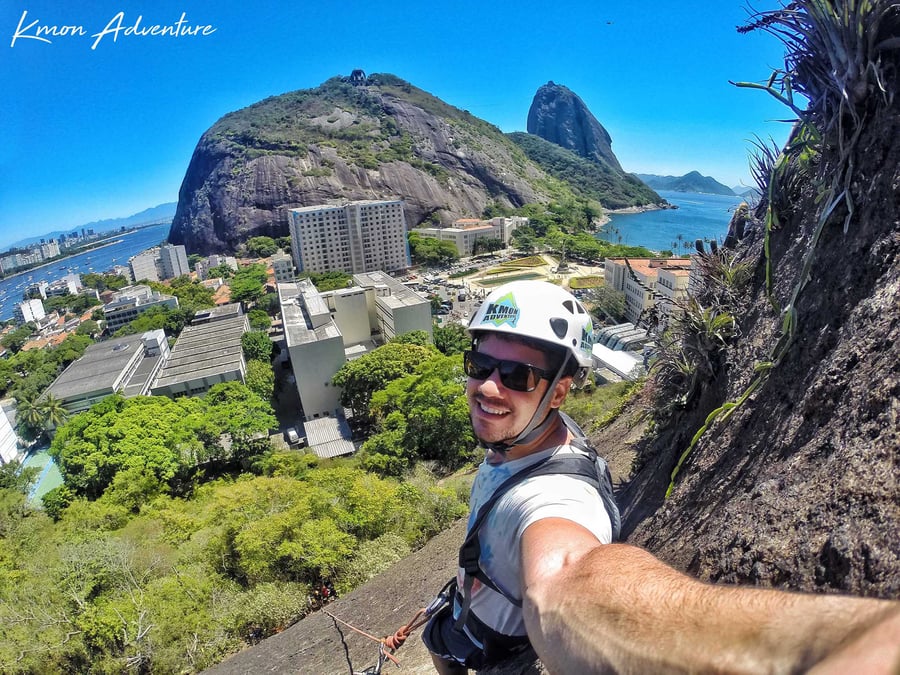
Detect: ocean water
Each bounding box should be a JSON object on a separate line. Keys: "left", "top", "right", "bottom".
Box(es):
{"left": 599, "top": 190, "right": 746, "bottom": 253}
{"left": 0, "top": 222, "right": 171, "bottom": 321}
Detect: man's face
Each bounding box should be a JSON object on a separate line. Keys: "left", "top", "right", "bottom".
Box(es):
{"left": 466, "top": 333, "right": 564, "bottom": 451}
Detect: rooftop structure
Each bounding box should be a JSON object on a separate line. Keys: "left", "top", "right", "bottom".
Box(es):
{"left": 279, "top": 271, "right": 431, "bottom": 425}
{"left": 411, "top": 216, "right": 527, "bottom": 256}
{"left": 150, "top": 313, "right": 249, "bottom": 399}
{"left": 102, "top": 285, "right": 179, "bottom": 332}
{"left": 304, "top": 412, "right": 356, "bottom": 459}
{"left": 604, "top": 258, "right": 692, "bottom": 325}
{"left": 43, "top": 330, "right": 169, "bottom": 415}
{"left": 271, "top": 249, "right": 294, "bottom": 283}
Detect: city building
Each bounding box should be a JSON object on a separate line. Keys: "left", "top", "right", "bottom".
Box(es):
{"left": 412, "top": 216, "right": 528, "bottom": 256}
{"left": 40, "top": 240, "right": 61, "bottom": 260}
{"left": 150, "top": 305, "right": 249, "bottom": 399}
{"left": 45, "top": 274, "right": 83, "bottom": 298}
{"left": 287, "top": 199, "right": 410, "bottom": 275}
{"left": 278, "top": 271, "right": 430, "bottom": 457}
{"left": 159, "top": 243, "right": 190, "bottom": 279}
{"left": 14, "top": 298, "right": 46, "bottom": 324}
{"left": 102, "top": 285, "right": 179, "bottom": 332}
{"left": 656, "top": 265, "right": 694, "bottom": 329}
{"left": 195, "top": 254, "right": 238, "bottom": 281}
{"left": 352, "top": 270, "right": 433, "bottom": 343}
{"left": 604, "top": 258, "right": 692, "bottom": 325}
{"left": 43, "top": 330, "right": 170, "bottom": 416}
{"left": 0, "top": 403, "right": 19, "bottom": 464}
{"left": 130, "top": 249, "right": 161, "bottom": 283}
{"left": 271, "top": 249, "right": 294, "bottom": 283}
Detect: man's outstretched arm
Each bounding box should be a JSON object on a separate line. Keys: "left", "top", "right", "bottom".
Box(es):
{"left": 520, "top": 518, "right": 900, "bottom": 674}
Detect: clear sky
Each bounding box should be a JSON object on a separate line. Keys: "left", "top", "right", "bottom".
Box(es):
{"left": 1, "top": 1, "right": 795, "bottom": 250}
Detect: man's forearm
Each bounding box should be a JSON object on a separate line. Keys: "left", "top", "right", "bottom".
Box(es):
{"left": 523, "top": 543, "right": 900, "bottom": 674}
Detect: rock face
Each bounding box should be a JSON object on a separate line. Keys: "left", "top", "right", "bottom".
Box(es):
{"left": 169, "top": 75, "right": 558, "bottom": 255}
{"left": 526, "top": 81, "right": 623, "bottom": 171}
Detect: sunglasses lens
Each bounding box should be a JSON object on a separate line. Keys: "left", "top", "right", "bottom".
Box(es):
{"left": 464, "top": 351, "right": 542, "bottom": 392}
{"left": 498, "top": 362, "right": 533, "bottom": 391}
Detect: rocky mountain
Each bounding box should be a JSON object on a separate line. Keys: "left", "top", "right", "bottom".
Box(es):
{"left": 508, "top": 132, "right": 662, "bottom": 209}
{"left": 636, "top": 170, "right": 736, "bottom": 195}
{"left": 526, "top": 81, "right": 623, "bottom": 171}
{"left": 168, "top": 74, "right": 659, "bottom": 255}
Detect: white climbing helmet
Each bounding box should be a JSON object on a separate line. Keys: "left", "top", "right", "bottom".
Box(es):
{"left": 468, "top": 280, "right": 594, "bottom": 379}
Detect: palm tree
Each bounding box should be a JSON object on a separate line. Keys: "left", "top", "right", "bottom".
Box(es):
{"left": 15, "top": 396, "right": 43, "bottom": 431}
{"left": 39, "top": 394, "right": 69, "bottom": 431}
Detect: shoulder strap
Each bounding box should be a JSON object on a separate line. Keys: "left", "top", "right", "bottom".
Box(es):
{"left": 455, "top": 417, "right": 624, "bottom": 631}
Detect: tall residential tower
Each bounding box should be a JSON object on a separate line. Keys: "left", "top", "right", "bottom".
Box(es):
{"left": 288, "top": 200, "right": 410, "bottom": 275}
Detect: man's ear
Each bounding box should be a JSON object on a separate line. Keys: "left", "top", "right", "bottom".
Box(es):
{"left": 549, "top": 376, "right": 573, "bottom": 409}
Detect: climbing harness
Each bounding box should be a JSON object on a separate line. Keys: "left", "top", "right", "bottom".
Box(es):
{"left": 324, "top": 579, "right": 455, "bottom": 674}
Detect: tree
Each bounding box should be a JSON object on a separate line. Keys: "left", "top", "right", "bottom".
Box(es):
{"left": 40, "top": 394, "right": 69, "bottom": 431}
{"left": 332, "top": 342, "right": 436, "bottom": 425}
{"left": 76, "top": 320, "right": 100, "bottom": 336}
{"left": 391, "top": 330, "right": 431, "bottom": 347}
{"left": 246, "top": 237, "right": 279, "bottom": 258}
{"left": 208, "top": 263, "right": 234, "bottom": 279}
{"left": 247, "top": 309, "right": 271, "bottom": 332}
{"left": 433, "top": 322, "right": 471, "bottom": 355}
{"left": 1, "top": 325, "right": 35, "bottom": 354}
{"left": 245, "top": 360, "right": 275, "bottom": 402}
{"left": 367, "top": 354, "right": 475, "bottom": 472}
{"left": 48, "top": 394, "right": 211, "bottom": 499}
{"left": 229, "top": 264, "right": 268, "bottom": 306}
{"left": 587, "top": 285, "right": 627, "bottom": 324}
{"left": 241, "top": 331, "right": 273, "bottom": 362}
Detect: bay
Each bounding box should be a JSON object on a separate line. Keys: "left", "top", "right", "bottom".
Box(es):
{"left": 599, "top": 190, "right": 747, "bottom": 254}
{"left": 0, "top": 222, "right": 171, "bottom": 321}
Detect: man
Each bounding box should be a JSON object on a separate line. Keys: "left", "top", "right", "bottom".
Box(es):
{"left": 423, "top": 280, "right": 900, "bottom": 674}
{"left": 424, "top": 280, "right": 614, "bottom": 673}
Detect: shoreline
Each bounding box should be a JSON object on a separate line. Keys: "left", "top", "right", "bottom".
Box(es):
{"left": 597, "top": 200, "right": 673, "bottom": 228}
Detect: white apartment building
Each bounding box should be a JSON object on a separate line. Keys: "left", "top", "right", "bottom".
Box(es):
{"left": 159, "top": 243, "right": 190, "bottom": 279}
{"left": 604, "top": 258, "right": 692, "bottom": 325}
{"left": 40, "top": 241, "right": 61, "bottom": 259}
{"left": 195, "top": 254, "right": 238, "bottom": 281}
{"left": 130, "top": 249, "right": 161, "bottom": 283}
{"left": 102, "top": 285, "right": 179, "bottom": 332}
{"left": 279, "top": 270, "right": 431, "bottom": 423}
{"left": 14, "top": 298, "right": 46, "bottom": 324}
{"left": 656, "top": 265, "right": 693, "bottom": 329}
{"left": 288, "top": 199, "right": 410, "bottom": 275}
{"left": 280, "top": 279, "right": 347, "bottom": 422}
{"left": 271, "top": 249, "right": 294, "bottom": 283}
{"left": 0, "top": 404, "right": 19, "bottom": 464}
{"left": 412, "top": 216, "right": 527, "bottom": 256}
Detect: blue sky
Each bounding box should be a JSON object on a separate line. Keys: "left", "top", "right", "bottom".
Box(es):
{"left": 1, "top": 1, "right": 794, "bottom": 250}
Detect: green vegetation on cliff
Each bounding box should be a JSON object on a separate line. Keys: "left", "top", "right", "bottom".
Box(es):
{"left": 508, "top": 132, "right": 664, "bottom": 209}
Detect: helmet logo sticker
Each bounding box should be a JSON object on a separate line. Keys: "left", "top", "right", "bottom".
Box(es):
{"left": 580, "top": 323, "right": 595, "bottom": 354}
{"left": 480, "top": 292, "right": 520, "bottom": 328}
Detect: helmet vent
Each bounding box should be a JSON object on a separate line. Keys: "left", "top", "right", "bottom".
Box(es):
{"left": 550, "top": 317, "right": 568, "bottom": 338}
{"left": 562, "top": 300, "right": 576, "bottom": 314}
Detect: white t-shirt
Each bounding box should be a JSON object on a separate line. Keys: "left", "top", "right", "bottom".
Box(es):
{"left": 454, "top": 444, "right": 613, "bottom": 639}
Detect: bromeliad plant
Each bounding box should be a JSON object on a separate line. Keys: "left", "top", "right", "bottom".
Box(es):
{"left": 665, "top": 0, "right": 899, "bottom": 497}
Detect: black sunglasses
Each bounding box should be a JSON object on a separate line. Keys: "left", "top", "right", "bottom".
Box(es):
{"left": 463, "top": 350, "right": 551, "bottom": 392}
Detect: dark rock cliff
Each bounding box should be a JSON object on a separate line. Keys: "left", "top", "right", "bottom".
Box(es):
{"left": 526, "top": 81, "right": 623, "bottom": 171}
{"left": 169, "top": 75, "right": 559, "bottom": 255}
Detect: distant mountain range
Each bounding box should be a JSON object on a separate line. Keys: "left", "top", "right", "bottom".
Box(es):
{"left": 635, "top": 171, "right": 736, "bottom": 196}
{"left": 7, "top": 203, "right": 176, "bottom": 251}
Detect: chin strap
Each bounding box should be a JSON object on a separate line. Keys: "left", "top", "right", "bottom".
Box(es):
{"left": 480, "top": 354, "right": 572, "bottom": 454}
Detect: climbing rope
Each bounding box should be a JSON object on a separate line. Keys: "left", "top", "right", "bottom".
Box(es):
{"left": 324, "top": 579, "right": 456, "bottom": 674}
